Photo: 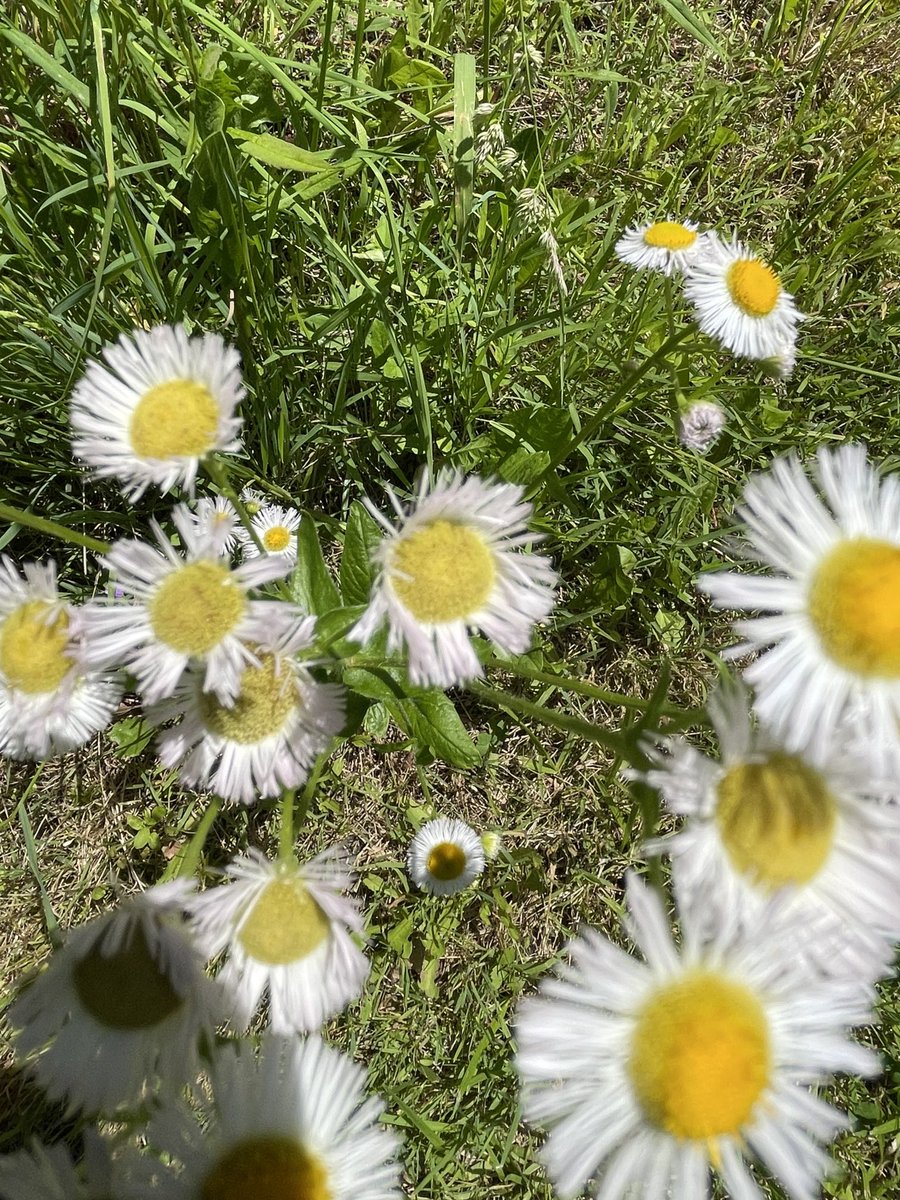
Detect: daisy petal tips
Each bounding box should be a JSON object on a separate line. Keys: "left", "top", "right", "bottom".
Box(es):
{"left": 698, "top": 444, "right": 900, "bottom": 773}
{"left": 683, "top": 233, "right": 803, "bottom": 363}
{"left": 70, "top": 324, "right": 244, "bottom": 500}
{"left": 349, "top": 471, "right": 557, "bottom": 689}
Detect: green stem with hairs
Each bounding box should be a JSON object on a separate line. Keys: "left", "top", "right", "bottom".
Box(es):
{"left": 164, "top": 796, "right": 222, "bottom": 882}
{"left": 278, "top": 788, "right": 297, "bottom": 862}
{"left": 204, "top": 455, "right": 266, "bottom": 554}
{"left": 0, "top": 503, "right": 110, "bottom": 555}
{"left": 498, "top": 659, "right": 683, "bottom": 714}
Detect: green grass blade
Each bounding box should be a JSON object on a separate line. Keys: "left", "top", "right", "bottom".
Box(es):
{"left": 453, "top": 52, "right": 476, "bottom": 230}
{"left": 651, "top": 0, "right": 726, "bottom": 58}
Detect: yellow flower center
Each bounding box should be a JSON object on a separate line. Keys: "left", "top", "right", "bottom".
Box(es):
{"left": 238, "top": 879, "right": 331, "bottom": 965}
{"left": 426, "top": 841, "right": 467, "bottom": 881}
{"left": 628, "top": 971, "right": 770, "bottom": 1141}
{"left": 725, "top": 259, "right": 781, "bottom": 317}
{"left": 263, "top": 526, "right": 292, "bottom": 553}
{"left": 199, "top": 654, "right": 298, "bottom": 743}
{"left": 807, "top": 537, "right": 900, "bottom": 677}
{"left": 0, "top": 600, "right": 72, "bottom": 694}
{"left": 390, "top": 520, "right": 495, "bottom": 624}
{"left": 73, "top": 920, "right": 183, "bottom": 1030}
{"left": 715, "top": 753, "right": 837, "bottom": 891}
{"left": 642, "top": 221, "right": 697, "bottom": 251}
{"left": 149, "top": 561, "right": 246, "bottom": 655}
{"left": 201, "top": 1137, "right": 331, "bottom": 1200}
{"left": 129, "top": 379, "right": 219, "bottom": 459}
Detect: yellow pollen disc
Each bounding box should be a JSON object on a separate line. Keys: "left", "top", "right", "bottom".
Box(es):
{"left": 238, "top": 879, "right": 331, "bottom": 965}
{"left": 0, "top": 601, "right": 72, "bottom": 694}
{"left": 263, "top": 526, "right": 292, "bottom": 553}
{"left": 390, "top": 520, "right": 495, "bottom": 624}
{"left": 715, "top": 754, "right": 837, "bottom": 890}
{"left": 426, "top": 841, "right": 467, "bottom": 881}
{"left": 725, "top": 259, "right": 781, "bottom": 317}
{"left": 201, "top": 1137, "right": 331, "bottom": 1200}
{"left": 73, "top": 921, "right": 182, "bottom": 1030}
{"left": 129, "top": 379, "right": 219, "bottom": 459}
{"left": 149, "top": 561, "right": 246, "bottom": 655}
{"left": 643, "top": 221, "right": 697, "bottom": 251}
{"left": 628, "top": 971, "right": 770, "bottom": 1141}
{"left": 199, "top": 654, "right": 297, "bottom": 743}
{"left": 808, "top": 537, "right": 900, "bottom": 677}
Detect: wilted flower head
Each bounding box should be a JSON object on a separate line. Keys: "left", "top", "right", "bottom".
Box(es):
{"left": 679, "top": 401, "right": 726, "bottom": 453}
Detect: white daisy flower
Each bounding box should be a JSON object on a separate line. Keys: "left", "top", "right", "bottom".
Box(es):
{"left": 70, "top": 325, "right": 243, "bottom": 500}
{"left": 137, "top": 1034, "right": 401, "bottom": 1200}
{"left": 349, "top": 471, "right": 557, "bottom": 689}
{"left": 614, "top": 219, "right": 709, "bottom": 277}
{"left": 407, "top": 818, "right": 486, "bottom": 896}
{"left": 239, "top": 486, "right": 265, "bottom": 516}
{"left": 634, "top": 679, "right": 900, "bottom": 978}
{"left": 683, "top": 233, "right": 803, "bottom": 361}
{"left": 8, "top": 881, "right": 223, "bottom": 1116}
{"left": 186, "top": 847, "right": 369, "bottom": 1034}
{"left": 190, "top": 495, "right": 240, "bottom": 555}
{"left": 0, "top": 1132, "right": 150, "bottom": 1200}
{"left": 678, "top": 400, "right": 726, "bottom": 453}
{"left": 699, "top": 444, "right": 900, "bottom": 773}
{"left": 78, "top": 505, "right": 302, "bottom": 704}
{"left": 151, "top": 622, "right": 345, "bottom": 805}
{"left": 0, "top": 557, "right": 121, "bottom": 760}
{"left": 516, "top": 873, "right": 880, "bottom": 1200}
{"left": 236, "top": 503, "right": 301, "bottom": 563}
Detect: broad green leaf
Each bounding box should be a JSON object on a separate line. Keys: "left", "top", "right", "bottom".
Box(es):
{"left": 498, "top": 447, "right": 551, "bottom": 486}
{"left": 2, "top": 28, "right": 89, "bottom": 107}
{"left": 387, "top": 58, "right": 448, "bottom": 89}
{"left": 290, "top": 515, "right": 341, "bottom": 615}
{"left": 229, "top": 130, "right": 357, "bottom": 173}
{"left": 340, "top": 501, "right": 382, "bottom": 606}
{"left": 196, "top": 85, "right": 227, "bottom": 141}
{"left": 107, "top": 715, "right": 154, "bottom": 759}
{"left": 652, "top": 0, "right": 726, "bottom": 58}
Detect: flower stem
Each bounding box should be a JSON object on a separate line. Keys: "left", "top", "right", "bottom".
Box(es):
{"left": 0, "top": 502, "right": 110, "bottom": 555}
{"left": 498, "top": 659, "right": 683, "bottom": 714}
{"left": 164, "top": 796, "right": 222, "bottom": 882}
{"left": 278, "top": 788, "right": 297, "bottom": 861}
{"left": 204, "top": 455, "right": 266, "bottom": 554}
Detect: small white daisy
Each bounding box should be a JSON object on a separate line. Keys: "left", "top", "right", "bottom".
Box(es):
{"left": 8, "top": 881, "right": 223, "bottom": 1116}
{"left": 151, "top": 622, "right": 345, "bottom": 805}
{"left": 236, "top": 503, "right": 301, "bottom": 563}
{"left": 186, "top": 847, "right": 369, "bottom": 1034}
{"left": 78, "top": 505, "right": 303, "bottom": 704}
{"left": 699, "top": 444, "right": 900, "bottom": 773}
{"left": 679, "top": 400, "right": 726, "bottom": 453}
{"left": 407, "top": 818, "right": 486, "bottom": 896}
{"left": 683, "top": 232, "right": 803, "bottom": 362}
{"left": 0, "top": 557, "right": 121, "bottom": 760}
{"left": 239, "top": 486, "right": 265, "bottom": 516}
{"left": 350, "top": 471, "right": 557, "bottom": 689}
{"left": 634, "top": 679, "right": 900, "bottom": 978}
{"left": 516, "top": 873, "right": 879, "bottom": 1200}
{"left": 614, "top": 219, "right": 710, "bottom": 277}
{"left": 136, "top": 1034, "right": 401, "bottom": 1200}
{"left": 70, "top": 325, "right": 243, "bottom": 500}
{"left": 190, "top": 495, "right": 240, "bottom": 555}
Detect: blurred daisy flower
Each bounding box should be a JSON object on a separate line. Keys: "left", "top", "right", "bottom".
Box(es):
{"left": 79, "top": 505, "right": 301, "bottom": 704}
{"left": 0, "top": 1132, "right": 147, "bottom": 1200}
{"left": 684, "top": 234, "right": 802, "bottom": 362}
{"left": 190, "top": 494, "right": 240, "bottom": 555}
{"left": 70, "top": 325, "right": 243, "bottom": 500}
{"left": 350, "top": 471, "right": 557, "bottom": 689}
{"left": 407, "top": 818, "right": 486, "bottom": 896}
{"left": 152, "top": 622, "right": 344, "bottom": 805}
{"left": 678, "top": 400, "right": 726, "bottom": 453}
{"left": 699, "top": 445, "right": 900, "bottom": 773}
{"left": 236, "top": 503, "right": 301, "bottom": 563}
{"left": 633, "top": 678, "right": 900, "bottom": 978}
{"left": 615, "top": 219, "right": 709, "bottom": 277}
{"left": 516, "top": 873, "right": 878, "bottom": 1200}
{"left": 0, "top": 557, "right": 121, "bottom": 760}
{"left": 9, "top": 881, "right": 222, "bottom": 1115}
{"left": 186, "top": 847, "right": 368, "bottom": 1034}
{"left": 138, "top": 1034, "right": 401, "bottom": 1200}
